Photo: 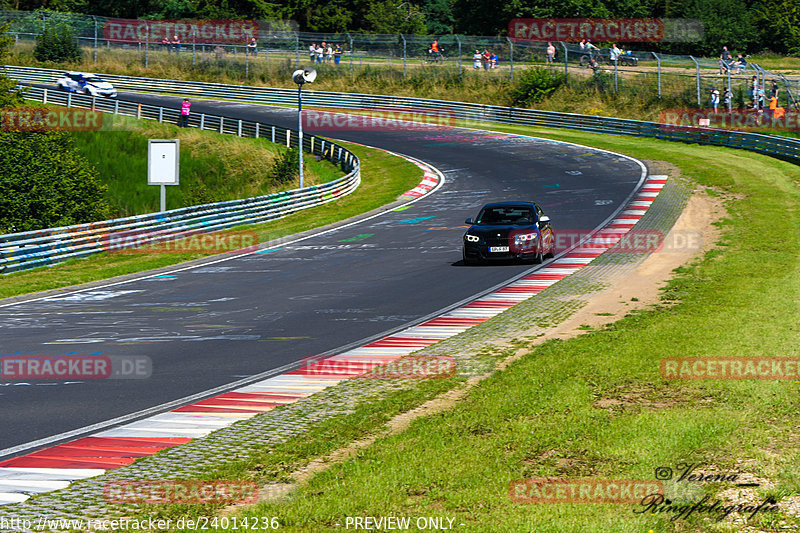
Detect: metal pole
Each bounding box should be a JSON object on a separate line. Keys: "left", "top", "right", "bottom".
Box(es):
{"left": 295, "top": 33, "right": 299, "bottom": 67}
{"left": 689, "top": 55, "right": 700, "bottom": 106}
{"left": 245, "top": 43, "right": 249, "bottom": 77}
{"left": 192, "top": 30, "right": 196, "bottom": 66}
{"left": 145, "top": 23, "right": 149, "bottom": 69}
{"left": 561, "top": 42, "right": 568, "bottom": 78}
{"left": 401, "top": 34, "right": 406, "bottom": 77}
{"left": 652, "top": 52, "right": 661, "bottom": 98}
{"left": 456, "top": 35, "right": 461, "bottom": 75}
{"left": 93, "top": 16, "right": 97, "bottom": 63}
{"left": 348, "top": 33, "right": 353, "bottom": 73}
{"left": 160, "top": 184, "right": 166, "bottom": 212}
{"left": 614, "top": 55, "right": 618, "bottom": 92}
{"left": 507, "top": 37, "right": 514, "bottom": 80}
{"left": 41, "top": 12, "right": 45, "bottom": 35}
{"left": 298, "top": 84, "right": 304, "bottom": 188}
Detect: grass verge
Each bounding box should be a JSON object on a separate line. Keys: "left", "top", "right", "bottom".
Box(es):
{"left": 72, "top": 114, "right": 343, "bottom": 216}
{"left": 127, "top": 126, "right": 800, "bottom": 532}
{"left": 0, "top": 141, "right": 421, "bottom": 300}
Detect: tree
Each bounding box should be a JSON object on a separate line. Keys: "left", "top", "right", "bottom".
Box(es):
{"left": 33, "top": 23, "right": 82, "bottom": 62}
{"left": 753, "top": 0, "right": 800, "bottom": 54}
{"left": 421, "top": 0, "right": 454, "bottom": 34}
{"left": 0, "top": 24, "right": 25, "bottom": 109}
{"left": 364, "top": 0, "right": 427, "bottom": 34}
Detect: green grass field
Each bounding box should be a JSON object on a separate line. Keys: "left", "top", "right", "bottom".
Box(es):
{"left": 122, "top": 126, "right": 800, "bottom": 532}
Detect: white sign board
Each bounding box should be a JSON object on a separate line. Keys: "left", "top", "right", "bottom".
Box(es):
{"left": 148, "top": 139, "right": 180, "bottom": 185}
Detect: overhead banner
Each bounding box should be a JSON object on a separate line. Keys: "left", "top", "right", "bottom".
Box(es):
{"left": 104, "top": 19, "right": 259, "bottom": 44}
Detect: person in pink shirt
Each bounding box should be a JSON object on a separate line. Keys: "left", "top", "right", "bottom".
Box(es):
{"left": 179, "top": 98, "right": 191, "bottom": 127}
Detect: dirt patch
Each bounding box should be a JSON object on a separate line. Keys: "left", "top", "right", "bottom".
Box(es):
{"left": 544, "top": 188, "right": 723, "bottom": 340}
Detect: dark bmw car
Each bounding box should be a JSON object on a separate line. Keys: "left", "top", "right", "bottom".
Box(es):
{"left": 462, "top": 202, "right": 554, "bottom": 265}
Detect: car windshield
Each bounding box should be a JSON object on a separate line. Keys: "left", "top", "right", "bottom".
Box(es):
{"left": 475, "top": 206, "right": 535, "bottom": 225}
{"left": 84, "top": 76, "right": 105, "bottom": 83}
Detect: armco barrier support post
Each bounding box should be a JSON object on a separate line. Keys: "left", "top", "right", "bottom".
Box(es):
{"left": 91, "top": 95, "right": 97, "bottom": 111}
{"left": 255, "top": 123, "right": 259, "bottom": 138}
{"left": 220, "top": 117, "right": 224, "bottom": 133}
{"left": 272, "top": 126, "right": 275, "bottom": 142}
{"left": 507, "top": 37, "right": 514, "bottom": 80}
{"left": 238, "top": 119, "right": 242, "bottom": 136}
{"left": 42, "top": 88, "right": 47, "bottom": 104}
{"left": 561, "top": 42, "right": 568, "bottom": 78}
{"left": 652, "top": 52, "right": 661, "bottom": 98}
{"left": 158, "top": 107, "right": 163, "bottom": 123}
{"left": 114, "top": 99, "right": 119, "bottom": 114}
{"left": 689, "top": 56, "right": 700, "bottom": 106}
{"left": 200, "top": 113, "right": 204, "bottom": 129}
{"left": 137, "top": 103, "right": 141, "bottom": 119}
{"left": 67, "top": 92, "right": 72, "bottom": 108}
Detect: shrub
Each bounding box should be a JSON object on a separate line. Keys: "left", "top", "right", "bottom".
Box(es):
{"left": 34, "top": 25, "right": 82, "bottom": 63}
{"left": 0, "top": 130, "right": 110, "bottom": 233}
{"left": 270, "top": 148, "right": 301, "bottom": 184}
{"left": 507, "top": 67, "right": 565, "bottom": 107}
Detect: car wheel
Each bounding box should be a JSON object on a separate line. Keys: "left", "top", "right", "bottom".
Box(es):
{"left": 462, "top": 249, "right": 477, "bottom": 266}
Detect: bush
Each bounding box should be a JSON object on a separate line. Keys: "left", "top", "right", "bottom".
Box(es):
{"left": 34, "top": 25, "right": 82, "bottom": 63}
{"left": 0, "top": 130, "right": 110, "bottom": 233}
{"left": 507, "top": 67, "right": 565, "bottom": 107}
{"left": 270, "top": 148, "right": 301, "bottom": 184}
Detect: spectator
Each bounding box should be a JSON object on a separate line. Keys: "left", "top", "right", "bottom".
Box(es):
{"left": 768, "top": 93, "right": 778, "bottom": 120}
{"left": 179, "top": 98, "right": 191, "bottom": 127}
{"left": 316, "top": 43, "right": 324, "bottom": 63}
{"left": 770, "top": 79, "right": 779, "bottom": 98}
{"left": 710, "top": 88, "right": 720, "bottom": 113}
{"left": 473, "top": 49, "right": 481, "bottom": 69}
{"left": 757, "top": 86, "right": 765, "bottom": 111}
{"left": 579, "top": 39, "right": 586, "bottom": 51}
{"left": 247, "top": 37, "right": 257, "bottom": 57}
{"left": 719, "top": 46, "right": 731, "bottom": 73}
{"left": 750, "top": 76, "right": 758, "bottom": 107}
{"left": 326, "top": 43, "right": 333, "bottom": 63}
{"left": 610, "top": 44, "right": 621, "bottom": 64}
{"left": 334, "top": 44, "right": 342, "bottom": 65}
{"left": 162, "top": 36, "right": 170, "bottom": 53}
{"left": 309, "top": 43, "right": 316, "bottom": 62}
{"left": 733, "top": 54, "right": 746, "bottom": 73}
{"left": 723, "top": 88, "right": 733, "bottom": 113}
{"left": 490, "top": 52, "right": 498, "bottom": 68}
{"left": 482, "top": 49, "right": 491, "bottom": 71}
{"left": 546, "top": 42, "right": 555, "bottom": 64}
{"left": 172, "top": 35, "right": 181, "bottom": 54}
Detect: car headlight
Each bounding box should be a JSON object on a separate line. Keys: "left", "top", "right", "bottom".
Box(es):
{"left": 514, "top": 233, "right": 537, "bottom": 244}
{"left": 465, "top": 234, "right": 480, "bottom": 242}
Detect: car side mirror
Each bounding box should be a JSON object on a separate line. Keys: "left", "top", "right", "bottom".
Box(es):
{"left": 465, "top": 218, "right": 474, "bottom": 224}
{"left": 539, "top": 215, "right": 550, "bottom": 224}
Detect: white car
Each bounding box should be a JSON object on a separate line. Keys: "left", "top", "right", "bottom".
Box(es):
{"left": 56, "top": 71, "right": 117, "bottom": 98}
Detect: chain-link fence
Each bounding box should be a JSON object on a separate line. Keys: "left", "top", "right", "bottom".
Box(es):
{"left": 4, "top": 10, "right": 799, "bottom": 110}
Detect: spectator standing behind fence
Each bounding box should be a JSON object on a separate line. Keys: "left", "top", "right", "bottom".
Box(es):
{"left": 723, "top": 88, "right": 732, "bottom": 113}
{"left": 491, "top": 52, "right": 498, "bottom": 68}
{"left": 247, "top": 37, "right": 257, "bottom": 57}
{"left": 172, "top": 35, "right": 181, "bottom": 54}
{"left": 179, "top": 98, "right": 191, "bottom": 127}
{"left": 162, "top": 36, "right": 170, "bottom": 53}
{"left": 309, "top": 43, "right": 316, "bottom": 62}
{"left": 768, "top": 93, "right": 778, "bottom": 120}
{"left": 610, "top": 43, "right": 620, "bottom": 64}
{"left": 579, "top": 39, "right": 586, "bottom": 51}
{"left": 326, "top": 44, "right": 333, "bottom": 63}
{"left": 734, "top": 54, "right": 746, "bottom": 73}
{"left": 482, "top": 49, "right": 491, "bottom": 70}
{"left": 770, "top": 79, "right": 779, "bottom": 98}
{"left": 334, "top": 44, "right": 342, "bottom": 65}
{"left": 473, "top": 49, "right": 481, "bottom": 69}
{"left": 316, "top": 44, "right": 324, "bottom": 63}
{"left": 720, "top": 46, "right": 731, "bottom": 73}
{"left": 710, "top": 88, "right": 720, "bottom": 113}
{"left": 546, "top": 42, "right": 555, "bottom": 64}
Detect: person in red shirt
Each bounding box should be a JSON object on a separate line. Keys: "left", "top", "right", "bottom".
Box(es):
{"left": 179, "top": 98, "right": 191, "bottom": 127}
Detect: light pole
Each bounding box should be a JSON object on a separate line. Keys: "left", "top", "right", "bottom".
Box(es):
{"left": 292, "top": 67, "right": 317, "bottom": 188}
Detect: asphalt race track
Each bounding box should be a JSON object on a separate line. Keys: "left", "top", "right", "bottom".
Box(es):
{"left": 0, "top": 90, "right": 644, "bottom": 458}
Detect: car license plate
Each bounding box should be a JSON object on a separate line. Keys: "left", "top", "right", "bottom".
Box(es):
{"left": 489, "top": 246, "right": 509, "bottom": 252}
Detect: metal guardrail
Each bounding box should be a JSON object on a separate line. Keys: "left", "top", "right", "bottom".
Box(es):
{"left": 0, "top": 83, "right": 360, "bottom": 274}
{"left": 6, "top": 65, "right": 800, "bottom": 165}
